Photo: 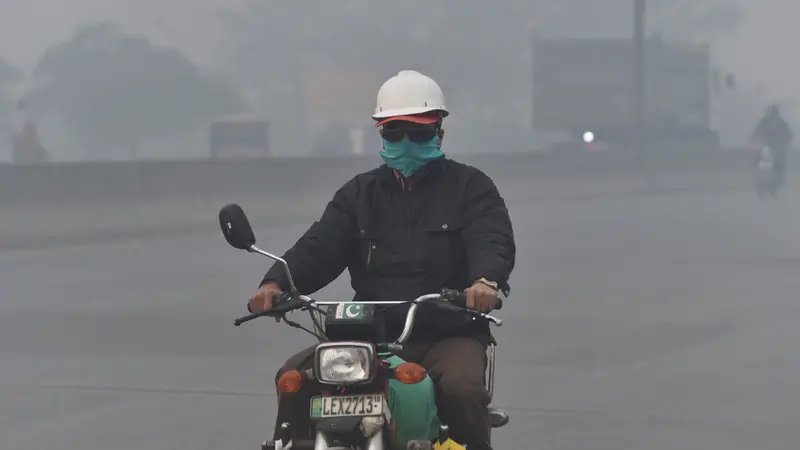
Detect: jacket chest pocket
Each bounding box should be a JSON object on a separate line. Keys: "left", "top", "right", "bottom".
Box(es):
{"left": 425, "top": 220, "right": 466, "bottom": 266}
{"left": 358, "top": 228, "right": 383, "bottom": 272}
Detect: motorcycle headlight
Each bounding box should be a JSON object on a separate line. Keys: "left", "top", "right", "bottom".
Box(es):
{"left": 314, "top": 342, "right": 375, "bottom": 384}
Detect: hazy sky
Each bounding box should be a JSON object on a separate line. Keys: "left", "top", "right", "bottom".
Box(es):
{"left": 0, "top": 0, "right": 236, "bottom": 70}
{"left": 0, "top": 0, "right": 795, "bottom": 112}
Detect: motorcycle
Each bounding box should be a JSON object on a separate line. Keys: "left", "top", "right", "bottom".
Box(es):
{"left": 755, "top": 145, "right": 779, "bottom": 198}
{"left": 218, "top": 203, "right": 510, "bottom": 450}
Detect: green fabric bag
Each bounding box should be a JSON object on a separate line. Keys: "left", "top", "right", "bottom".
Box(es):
{"left": 385, "top": 355, "right": 440, "bottom": 443}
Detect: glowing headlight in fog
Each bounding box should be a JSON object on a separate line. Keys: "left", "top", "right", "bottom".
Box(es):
{"left": 582, "top": 131, "right": 595, "bottom": 143}
{"left": 315, "top": 343, "right": 374, "bottom": 384}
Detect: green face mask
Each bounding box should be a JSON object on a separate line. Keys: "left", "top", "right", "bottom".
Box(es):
{"left": 380, "top": 136, "right": 444, "bottom": 177}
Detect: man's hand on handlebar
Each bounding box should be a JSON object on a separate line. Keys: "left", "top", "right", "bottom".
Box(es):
{"left": 465, "top": 282, "right": 500, "bottom": 313}
{"left": 249, "top": 281, "right": 281, "bottom": 313}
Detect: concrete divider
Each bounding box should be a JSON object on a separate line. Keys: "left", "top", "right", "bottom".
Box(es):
{"left": 0, "top": 172, "right": 749, "bottom": 251}
{"left": 0, "top": 148, "right": 754, "bottom": 209}
{"left": 0, "top": 148, "right": 763, "bottom": 250}
{"left": 0, "top": 157, "right": 381, "bottom": 208}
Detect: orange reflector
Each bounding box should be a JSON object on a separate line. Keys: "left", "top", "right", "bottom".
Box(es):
{"left": 277, "top": 370, "right": 304, "bottom": 393}
{"left": 394, "top": 362, "right": 427, "bottom": 384}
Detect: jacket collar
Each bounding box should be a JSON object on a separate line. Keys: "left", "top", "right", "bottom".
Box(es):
{"left": 382, "top": 156, "right": 446, "bottom": 191}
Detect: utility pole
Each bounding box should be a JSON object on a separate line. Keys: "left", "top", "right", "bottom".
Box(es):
{"left": 633, "top": 0, "right": 646, "bottom": 174}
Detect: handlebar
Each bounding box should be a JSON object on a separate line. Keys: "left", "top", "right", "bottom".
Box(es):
{"left": 392, "top": 290, "right": 503, "bottom": 344}
{"left": 233, "top": 288, "right": 504, "bottom": 344}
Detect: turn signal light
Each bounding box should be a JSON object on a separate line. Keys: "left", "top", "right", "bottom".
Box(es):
{"left": 277, "top": 370, "right": 305, "bottom": 393}
{"left": 393, "top": 362, "right": 427, "bottom": 384}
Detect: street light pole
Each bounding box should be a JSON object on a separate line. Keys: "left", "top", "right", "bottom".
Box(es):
{"left": 633, "top": 0, "right": 646, "bottom": 171}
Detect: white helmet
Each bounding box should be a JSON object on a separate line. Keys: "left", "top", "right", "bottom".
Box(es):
{"left": 372, "top": 70, "right": 449, "bottom": 121}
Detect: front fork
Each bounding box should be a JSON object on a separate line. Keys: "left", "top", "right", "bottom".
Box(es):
{"left": 266, "top": 418, "right": 454, "bottom": 450}
{"left": 264, "top": 423, "right": 291, "bottom": 450}
{"left": 265, "top": 426, "right": 386, "bottom": 450}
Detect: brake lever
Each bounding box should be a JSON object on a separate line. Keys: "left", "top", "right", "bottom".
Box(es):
{"left": 455, "top": 304, "right": 502, "bottom": 326}
{"left": 476, "top": 312, "right": 503, "bottom": 327}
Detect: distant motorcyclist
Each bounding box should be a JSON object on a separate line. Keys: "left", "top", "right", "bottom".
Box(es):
{"left": 10, "top": 120, "right": 49, "bottom": 165}
{"left": 752, "top": 105, "right": 793, "bottom": 184}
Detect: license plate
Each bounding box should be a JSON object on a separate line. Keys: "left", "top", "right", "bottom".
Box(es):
{"left": 310, "top": 394, "right": 384, "bottom": 419}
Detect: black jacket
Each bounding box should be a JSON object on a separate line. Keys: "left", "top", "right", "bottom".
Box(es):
{"left": 260, "top": 157, "right": 516, "bottom": 341}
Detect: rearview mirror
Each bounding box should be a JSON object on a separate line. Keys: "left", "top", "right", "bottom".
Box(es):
{"left": 219, "top": 203, "right": 256, "bottom": 250}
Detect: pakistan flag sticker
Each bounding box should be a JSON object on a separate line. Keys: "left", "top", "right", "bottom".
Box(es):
{"left": 334, "top": 303, "right": 364, "bottom": 320}
{"left": 311, "top": 397, "right": 323, "bottom": 418}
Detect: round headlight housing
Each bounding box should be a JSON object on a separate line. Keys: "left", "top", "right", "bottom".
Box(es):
{"left": 315, "top": 343, "right": 375, "bottom": 384}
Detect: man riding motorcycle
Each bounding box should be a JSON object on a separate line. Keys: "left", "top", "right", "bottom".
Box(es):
{"left": 752, "top": 105, "right": 793, "bottom": 185}
{"left": 247, "top": 70, "right": 516, "bottom": 450}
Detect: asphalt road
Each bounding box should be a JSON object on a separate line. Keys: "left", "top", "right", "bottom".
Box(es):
{"left": 3, "top": 181, "right": 800, "bottom": 449}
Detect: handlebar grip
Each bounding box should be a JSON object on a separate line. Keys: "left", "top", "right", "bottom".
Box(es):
{"left": 234, "top": 310, "right": 264, "bottom": 326}
{"left": 234, "top": 292, "right": 298, "bottom": 326}
{"left": 449, "top": 292, "right": 468, "bottom": 308}
{"left": 269, "top": 293, "right": 302, "bottom": 315}
{"left": 446, "top": 291, "right": 504, "bottom": 310}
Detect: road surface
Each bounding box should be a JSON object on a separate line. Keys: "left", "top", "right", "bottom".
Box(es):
{"left": 2, "top": 182, "right": 800, "bottom": 449}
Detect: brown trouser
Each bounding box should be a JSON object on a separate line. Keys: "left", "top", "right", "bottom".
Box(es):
{"left": 273, "top": 335, "right": 492, "bottom": 450}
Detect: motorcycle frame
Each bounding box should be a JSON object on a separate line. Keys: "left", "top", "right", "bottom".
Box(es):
{"left": 286, "top": 301, "right": 500, "bottom": 450}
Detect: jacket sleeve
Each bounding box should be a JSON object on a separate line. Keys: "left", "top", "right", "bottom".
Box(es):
{"left": 461, "top": 169, "right": 516, "bottom": 295}
{"left": 260, "top": 178, "right": 358, "bottom": 294}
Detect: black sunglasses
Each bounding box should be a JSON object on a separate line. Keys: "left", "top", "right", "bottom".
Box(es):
{"left": 380, "top": 122, "right": 439, "bottom": 143}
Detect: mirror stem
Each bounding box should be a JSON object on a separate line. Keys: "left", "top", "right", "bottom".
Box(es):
{"left": 249, "top": 245, "right": 299, "bottom": 294}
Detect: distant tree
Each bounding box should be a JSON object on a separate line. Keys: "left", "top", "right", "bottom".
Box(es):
{"left": 27, "top": 22, "right": 245, "bottom": 157}
{"left": 0, "top": 59, "right": 23, "bottom": 85}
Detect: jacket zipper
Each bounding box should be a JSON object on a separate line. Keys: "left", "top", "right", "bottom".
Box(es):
{"left": 404, "top": 189, "right": 412, "bottom": 247}
{"left": 403, "top": 188, "right": 412, "bottom": 291}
